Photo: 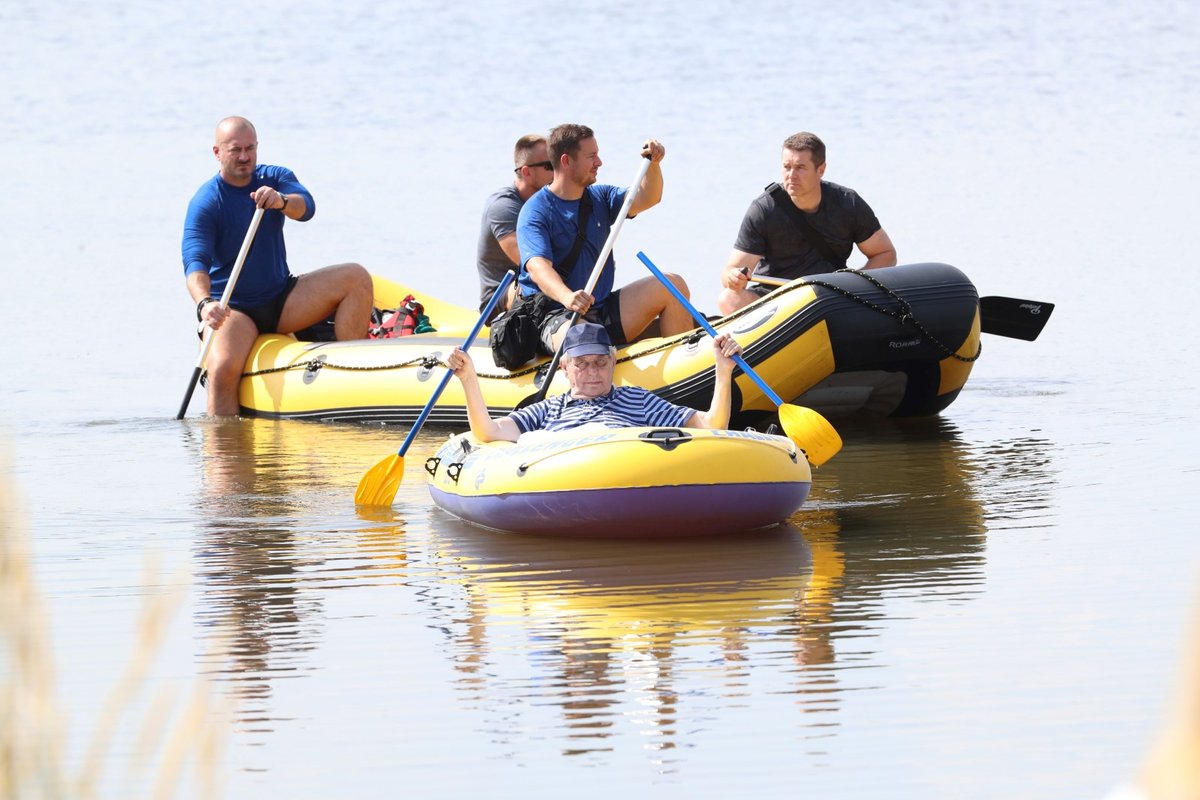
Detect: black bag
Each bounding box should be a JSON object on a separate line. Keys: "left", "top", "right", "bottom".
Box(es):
{"left": 488, "top": 292, "right": 554, "bottom": 369}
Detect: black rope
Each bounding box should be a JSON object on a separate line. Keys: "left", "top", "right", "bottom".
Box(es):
{"left": 239, "top": 273, "right": 978, "bottom": 381}
{"left": 783, "top": 269, "right": 982, "bottom": 363}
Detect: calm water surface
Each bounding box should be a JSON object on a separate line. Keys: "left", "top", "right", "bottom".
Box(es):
{"left": 2, "top": 0, "right": 1198, "bottom": 797}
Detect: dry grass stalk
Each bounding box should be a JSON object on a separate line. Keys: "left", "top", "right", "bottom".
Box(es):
{"left": 1, "top": 451, "right": 232, "bottom": 798}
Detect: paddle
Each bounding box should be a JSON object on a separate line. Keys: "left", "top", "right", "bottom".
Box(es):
{"left": 978, "top": 295, "right": 1054, "bottom": 342}
{"left": 175, "top": 206, "right": 265, "bottom": 420}
{"left": 638, "top": 252, "right": 842, "bottom": 466}
{"left": 521, "top": 155, "right": 653, "bottom": 407}
{"left": 743, "top": 270, "right": 1055, "bottom": 341}
{"left": 355, "top": 270, "right": 516, "bottom": 507}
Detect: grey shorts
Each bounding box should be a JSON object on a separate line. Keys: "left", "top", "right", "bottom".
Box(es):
{"left": 538, "top": 289, "right": 627, "bottom": 353}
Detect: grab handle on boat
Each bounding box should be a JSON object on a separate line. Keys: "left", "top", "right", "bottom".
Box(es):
{"left": 637, "top": 428, "right": 693, "bottom": 451}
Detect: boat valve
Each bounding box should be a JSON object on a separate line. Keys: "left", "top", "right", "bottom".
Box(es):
{"left": 302, "top": 355, "right": 327, "bottom": 384}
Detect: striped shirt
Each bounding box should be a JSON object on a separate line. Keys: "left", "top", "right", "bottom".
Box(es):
{"left": 509, "top": 386, "right": 696, "bottom": 434}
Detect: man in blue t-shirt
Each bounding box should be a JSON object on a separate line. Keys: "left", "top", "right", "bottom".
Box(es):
{"left": 717, "top": 131, "right": 898, "bottom": 315}
{"left": 445, "top": 322, "right": 743, "bottom": 442}
{"left": 181, "top": 116, "right": 373, "bottom": 416}
{"left": 475, "top": 133, "right": 554, "bottom": 322}
{"left": 515, "top": 123, "right": 694, "bottom": 355}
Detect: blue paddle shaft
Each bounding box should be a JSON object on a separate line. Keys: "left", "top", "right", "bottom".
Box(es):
{"left": 636, "top": 251, "right": 786, "bottom": 408}
{"left": 396, "top": 270, "right": 515, "bottom": 457}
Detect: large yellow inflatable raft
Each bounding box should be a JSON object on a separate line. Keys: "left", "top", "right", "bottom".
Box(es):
{"left": 425, "top": 426, "right": 812, "bottom": 537}
{"left": 237, "top": 262, "right": 983, "bottom": 425}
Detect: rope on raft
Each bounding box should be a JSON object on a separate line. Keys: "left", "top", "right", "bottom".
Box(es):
{"left": 238, "top": 270, "right": 979, "bottom": 381}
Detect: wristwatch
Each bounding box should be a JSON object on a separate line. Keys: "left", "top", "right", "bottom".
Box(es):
{"left": 197, "top": 296, "right": 217, "bottom": 321}
{"left": 280, "top": 193, "right": 290, "bottom": 211}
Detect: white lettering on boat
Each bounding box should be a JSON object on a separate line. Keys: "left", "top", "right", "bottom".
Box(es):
{"left": 731, "top": 305, "right": 778, "bottom": 335}
{"left": 711, "top": 428, "right": 786, "bottom": 443}
{"left": 504, "top": 431, "right": 618, "bottom": 458}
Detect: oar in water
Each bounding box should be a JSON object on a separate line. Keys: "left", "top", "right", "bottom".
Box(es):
{"left": 638, "top": 252, "right": 842, "bottom": 466}
{"left": 176, "top": 206, "right": 265, "bottom": 420}
{"left": 743, "top": 270, "right": 1055, "bottom": 342}
{"left": 520, "top": 155, "right": 653, "bottom": 408}
{"left": 978, "top": 296, "right": 1054, "bottom": 342}
{"left": 355, "top": 270, "right": 516, "bottom": 507}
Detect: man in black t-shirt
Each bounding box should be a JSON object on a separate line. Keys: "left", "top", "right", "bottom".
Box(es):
{"left": 717, "top": 132, "right": 897, "bottom": 315}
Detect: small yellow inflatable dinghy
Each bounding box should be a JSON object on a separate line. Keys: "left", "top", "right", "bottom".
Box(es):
{"left": 424, "top": 426, "right": 813, "bottom": 537}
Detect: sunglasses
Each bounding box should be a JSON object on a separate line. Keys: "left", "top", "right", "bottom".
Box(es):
{"left": 515, "top": 161, "right": 554, "bottom": 173}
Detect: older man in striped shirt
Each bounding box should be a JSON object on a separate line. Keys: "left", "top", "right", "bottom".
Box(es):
{"left": 445, "top": 322, "right": 743, "bottom": 443}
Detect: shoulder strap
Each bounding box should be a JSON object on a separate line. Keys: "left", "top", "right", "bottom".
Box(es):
{"left": 555, "top": 190, "right": 593, "bottom": 278}
{"left": 766, "top": 182, "right": 846, "bottom": 269}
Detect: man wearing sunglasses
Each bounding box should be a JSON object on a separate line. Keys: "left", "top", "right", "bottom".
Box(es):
{"left": 475, "top": 133, "right": 555, "bottom": 322}
{"left": 445, "top": 322, "right": 743, "bottom": 442}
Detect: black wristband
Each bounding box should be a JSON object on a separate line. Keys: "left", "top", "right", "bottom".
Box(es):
{"left": 197, "top": 296, "right": 217, "bottom": 321}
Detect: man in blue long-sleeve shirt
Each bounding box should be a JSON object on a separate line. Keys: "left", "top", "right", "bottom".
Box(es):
{"left": 182, "top": 116, "right": 373, "bottom": 416}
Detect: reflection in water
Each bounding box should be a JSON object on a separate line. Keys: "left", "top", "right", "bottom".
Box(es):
{"left": 802, "top": 416, "right": 993, "bottom": 598}
{"left": 795, "top": 414, "right": 1056, "bottom": 643}
{"left": 174, "top": 413, "right": 1057, "bottom": 774}
{"left": 423, "top": 520, "right": 824, "bottom": 762}
{"left": 190, "top": 419, "right": 325, "bottom": 734}
{"left": 185, "top": 418, "right": 408, "bottom": 740}
{"left": 402, "top": 415, "right": 1058, "bottom": 765}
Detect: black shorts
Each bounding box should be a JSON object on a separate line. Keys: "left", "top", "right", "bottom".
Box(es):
{"left": 538, "top": 288, "right": 627, "bottom": 353}
{"left": 230, "top": 275, "right": 299, "bottom": 334}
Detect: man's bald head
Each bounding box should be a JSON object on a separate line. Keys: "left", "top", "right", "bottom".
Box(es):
{"left": 216, "top": 116, "right": 255, "bottom": 140}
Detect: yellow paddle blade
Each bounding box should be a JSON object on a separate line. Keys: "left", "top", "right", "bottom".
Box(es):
{"left": 778, "top": 404, "right": 842, "bottom": 467}
{"left": 355, "top": 454, "right": 405, "bottom": 507}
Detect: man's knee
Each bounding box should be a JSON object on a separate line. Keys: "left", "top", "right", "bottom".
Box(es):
{"left": 639, "top": 273, "right": 689, "bottom": 305}
{"left": 341, "top": 263, "right": 373, "bottom": 296}
{"left": 664, "top": 272, "right": 690, "bottom": 298}
{"left": 540, "top": 312, "right": 569, "bottom": 354}
{"left": 205, "top": 351, "right": 244, "bottom": 393}
{"left": 330, "top": 264, "right": 373, "bottom": 327}
{"left": 716, "top": 288, "right": 747, "bottom": 316}
{"left": 624, "top": 273, "right": 689, "bottom": 310}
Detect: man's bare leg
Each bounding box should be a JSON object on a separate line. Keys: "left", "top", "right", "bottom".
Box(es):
{"left": 278, "top": 263, "right": 374, "bottom": 340}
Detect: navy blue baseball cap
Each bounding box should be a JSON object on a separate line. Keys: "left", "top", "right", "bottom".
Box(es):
{"left": 562, "top": 322, "right": 612, "bottom": 357}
